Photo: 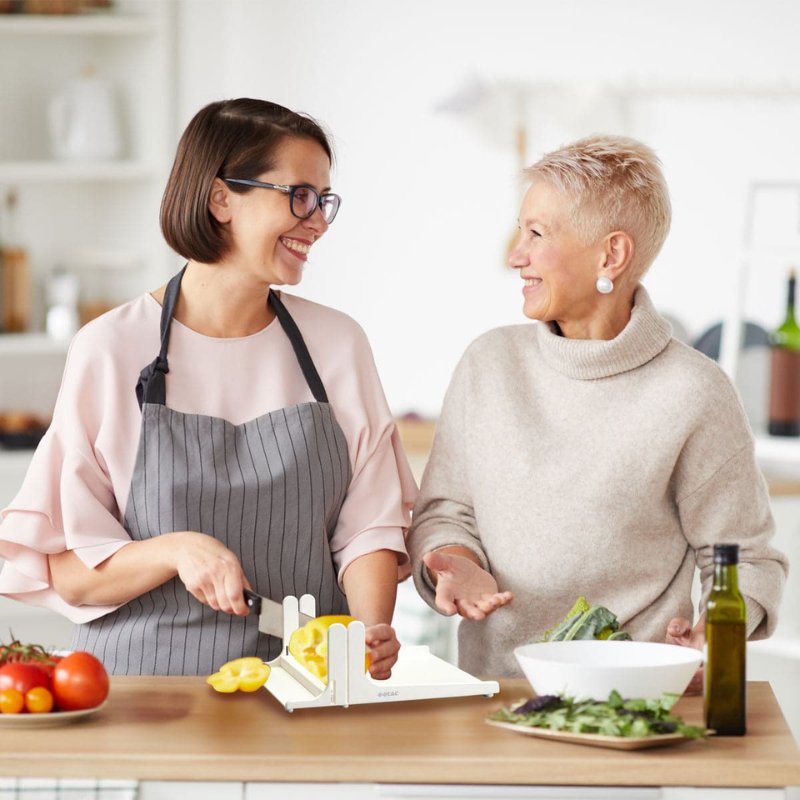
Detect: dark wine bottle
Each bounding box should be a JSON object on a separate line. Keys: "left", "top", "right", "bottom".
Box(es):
{"left": 768, "top": 269, "right": 800, "bottom": 436}
{"left": 704, "top": 543, "right": 746, "bottom": 736}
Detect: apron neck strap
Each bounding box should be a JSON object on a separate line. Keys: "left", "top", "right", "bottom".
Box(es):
{"left": 268, "top": 289, "right": 329, "bottom": 404}
{"left": 135, "top": 265, "right": 185, "bottom": 409}
{"left": 136, "top": 267, "right": 329, "bottom": 409}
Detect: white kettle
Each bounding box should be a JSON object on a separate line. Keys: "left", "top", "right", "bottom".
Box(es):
{"left": 48, "top": 67, "right": 123, "bottom": 162}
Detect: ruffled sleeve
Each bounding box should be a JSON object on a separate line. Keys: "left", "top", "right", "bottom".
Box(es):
{"left": 0, "top": 329, "right": 134, "bottom": 623}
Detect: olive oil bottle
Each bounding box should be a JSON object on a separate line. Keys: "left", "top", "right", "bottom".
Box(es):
{"left": 704, "top": 543, "right": 747, "bottom": 736}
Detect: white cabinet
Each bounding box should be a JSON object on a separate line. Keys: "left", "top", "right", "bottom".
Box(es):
{"left": 0, "top": 1, "right": 176, "bottom": 297}
{"left": 720, "top": 181, "right": 800, "bottom": 479}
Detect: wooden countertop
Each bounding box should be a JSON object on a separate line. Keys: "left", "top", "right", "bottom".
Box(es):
{"left": 1, "top": 679, "right": 799, "bottom": 787}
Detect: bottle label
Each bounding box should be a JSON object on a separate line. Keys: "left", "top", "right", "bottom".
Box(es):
{"left": 769, "top": 348, "right": 800, "bottom": 423}
{"left": 704, "top": 620, "right": 746, "bottom": 736}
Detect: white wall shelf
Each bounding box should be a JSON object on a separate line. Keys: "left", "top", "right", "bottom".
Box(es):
{"left": 0, "top": 450, "right": 36, "bottom": 512}
{"left": 0, "top": 449, "right": 34, "bottom": 477}
{"left": 717, "top": 182, "right": 800, "bottom": 477}
{"left": 0, "top": 13, "right": 156, "bottom": 36}
{"left": 0, "top": 160, "right": 154, "bottom": 183}
{"left": 750, "top": 636, "right": 800, "bottom": 660}
{"left": 755, "top": 435, "right": 800, "bottom": 472}
{"left": 0, "top": 333, "right": 69, "bottom": 355}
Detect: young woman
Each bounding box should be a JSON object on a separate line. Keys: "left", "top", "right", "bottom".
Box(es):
{"left": 0, "top": 99, "right": 416, "bottom": 678}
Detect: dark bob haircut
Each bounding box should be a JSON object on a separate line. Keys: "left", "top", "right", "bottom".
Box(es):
{"left": 160, "top": 98, "right": 333, "bottom": 264}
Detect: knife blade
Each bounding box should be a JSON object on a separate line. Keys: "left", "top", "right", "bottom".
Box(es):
{"left": 244, "top": 589, "right": 313, "bottom": 637}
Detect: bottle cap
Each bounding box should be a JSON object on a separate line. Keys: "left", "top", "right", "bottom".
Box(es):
{"left": 713, "top": 543, "right": 739, "bottom": 564}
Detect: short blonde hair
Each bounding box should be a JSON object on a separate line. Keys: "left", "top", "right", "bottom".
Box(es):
{"left": 524, "top": 135, "right": 671, "bottom": 279}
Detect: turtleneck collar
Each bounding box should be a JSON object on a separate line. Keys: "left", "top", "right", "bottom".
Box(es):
{"left": 534, "top": 285, "right": 673, "bottom": 380}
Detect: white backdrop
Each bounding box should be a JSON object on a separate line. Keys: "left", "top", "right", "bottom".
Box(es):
{"left": 175, "top": 0, "right": 800, "bottom": 417}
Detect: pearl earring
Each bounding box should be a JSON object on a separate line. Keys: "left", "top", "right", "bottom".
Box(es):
{"left": 596, "top": 276, "right": 614, "bottom": 294}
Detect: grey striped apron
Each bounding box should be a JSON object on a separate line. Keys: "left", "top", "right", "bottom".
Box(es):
{"left": 71, "top": 267, "right": 352, "bottom": 675}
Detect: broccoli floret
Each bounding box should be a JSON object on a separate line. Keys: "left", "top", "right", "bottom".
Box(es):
{"left": 542, "top": 596, "right": 591, "bottom": 641}
{"left": 540, "top": 597, "right": 631, "bottom": 642}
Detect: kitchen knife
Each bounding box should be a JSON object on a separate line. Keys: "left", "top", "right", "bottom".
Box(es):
{"left": 244, "top": 589, "right": 313, "bottom": 637}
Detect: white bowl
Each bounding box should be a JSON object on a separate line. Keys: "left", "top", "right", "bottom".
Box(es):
{"left": 514, "top": 640, "right": 702, "bottom": 701}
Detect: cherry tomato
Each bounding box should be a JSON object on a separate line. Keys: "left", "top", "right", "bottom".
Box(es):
{"left": 0, "top": 662, "right": 50, "bottom": 696}
{"left": 25, "top": 686, "right": 54, "bottom": 714}
{"left": 0, "top": 688, "right": 24, "bottom": 714}
{"left": 51, "top": 652, "right": 109, "bottom": 711}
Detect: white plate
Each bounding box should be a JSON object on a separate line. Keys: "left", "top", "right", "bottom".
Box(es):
{"left": 0, "top": 700, "right": 107, "bottom": 728}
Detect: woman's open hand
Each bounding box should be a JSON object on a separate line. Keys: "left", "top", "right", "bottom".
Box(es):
{"left": 665, "top": 616, "right": 705, "bottom": 695}
{"left": 423, "top": 550, "right": 513, "bottom": 620}
{"left": 170, "top": 531, "right": 251, "bottom": 616}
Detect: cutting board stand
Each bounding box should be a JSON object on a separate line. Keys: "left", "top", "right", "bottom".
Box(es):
{"left": 264, "top": 594, "right": 499, "bottom": 712}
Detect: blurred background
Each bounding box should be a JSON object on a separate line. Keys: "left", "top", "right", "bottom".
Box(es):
{"left": 0, "top": 0, "right": 799, "bottom": 737}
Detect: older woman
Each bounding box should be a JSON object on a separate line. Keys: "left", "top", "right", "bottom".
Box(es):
{"left": 408, "top": 135, "right": 788, "bottom": 681}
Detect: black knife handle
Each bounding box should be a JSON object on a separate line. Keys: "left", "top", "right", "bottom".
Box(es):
{"left": 243, "top": 588, "right": 261, "bottom": 615}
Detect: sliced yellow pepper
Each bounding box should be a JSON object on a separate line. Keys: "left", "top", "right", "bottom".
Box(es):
{"left": 207, "top": 656, "right": 271, "bottom": 693}
{"left": 288, "top": 615, "right": 370, "bottom": 682}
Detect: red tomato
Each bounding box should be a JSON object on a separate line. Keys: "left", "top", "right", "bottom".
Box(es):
{"left": 52, "top": 652, "right": 109, "bottom": 711}
{"left": 42, "top": 654, "right": 62, "bottom": 679}
{"left": 0, "top": 662, "right": 51, "bottom": 696}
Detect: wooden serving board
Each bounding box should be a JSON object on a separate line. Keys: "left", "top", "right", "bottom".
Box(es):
{"left": 485, "top": 718, "right": 704, "bottom": 750}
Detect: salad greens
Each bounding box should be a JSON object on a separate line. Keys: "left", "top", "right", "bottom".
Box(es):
{"left": 541, "top": 596, "right": 631, "bottom": 642}
{"left": 489, "top": 691, "right": 707, "bottom": 739}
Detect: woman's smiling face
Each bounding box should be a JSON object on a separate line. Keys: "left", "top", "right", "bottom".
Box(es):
{"left": 225, "top": 136, "right": 333, "bottom": 286}
{"left": 509, "top": 180, "right": 609, "bottom": 336}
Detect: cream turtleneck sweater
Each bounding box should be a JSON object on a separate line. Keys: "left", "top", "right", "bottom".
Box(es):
{"left": 408, "top": 286, "right": 788, "bottom": 677}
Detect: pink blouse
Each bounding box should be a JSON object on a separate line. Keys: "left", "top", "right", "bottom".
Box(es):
{"left": 0, "top": 291, "right": 417, "bottom": 623}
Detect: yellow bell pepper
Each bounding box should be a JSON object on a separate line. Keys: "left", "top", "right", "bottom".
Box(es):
{"left": 207, "top": 656, "right": 271, "bottom": 693}
{"left": 288, "top": 615, "right": 370, "bottom": 682}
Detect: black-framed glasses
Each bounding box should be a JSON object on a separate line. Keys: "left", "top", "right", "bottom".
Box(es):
{"left": 222, "top": 177, "right": 341, "bottom": 224}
